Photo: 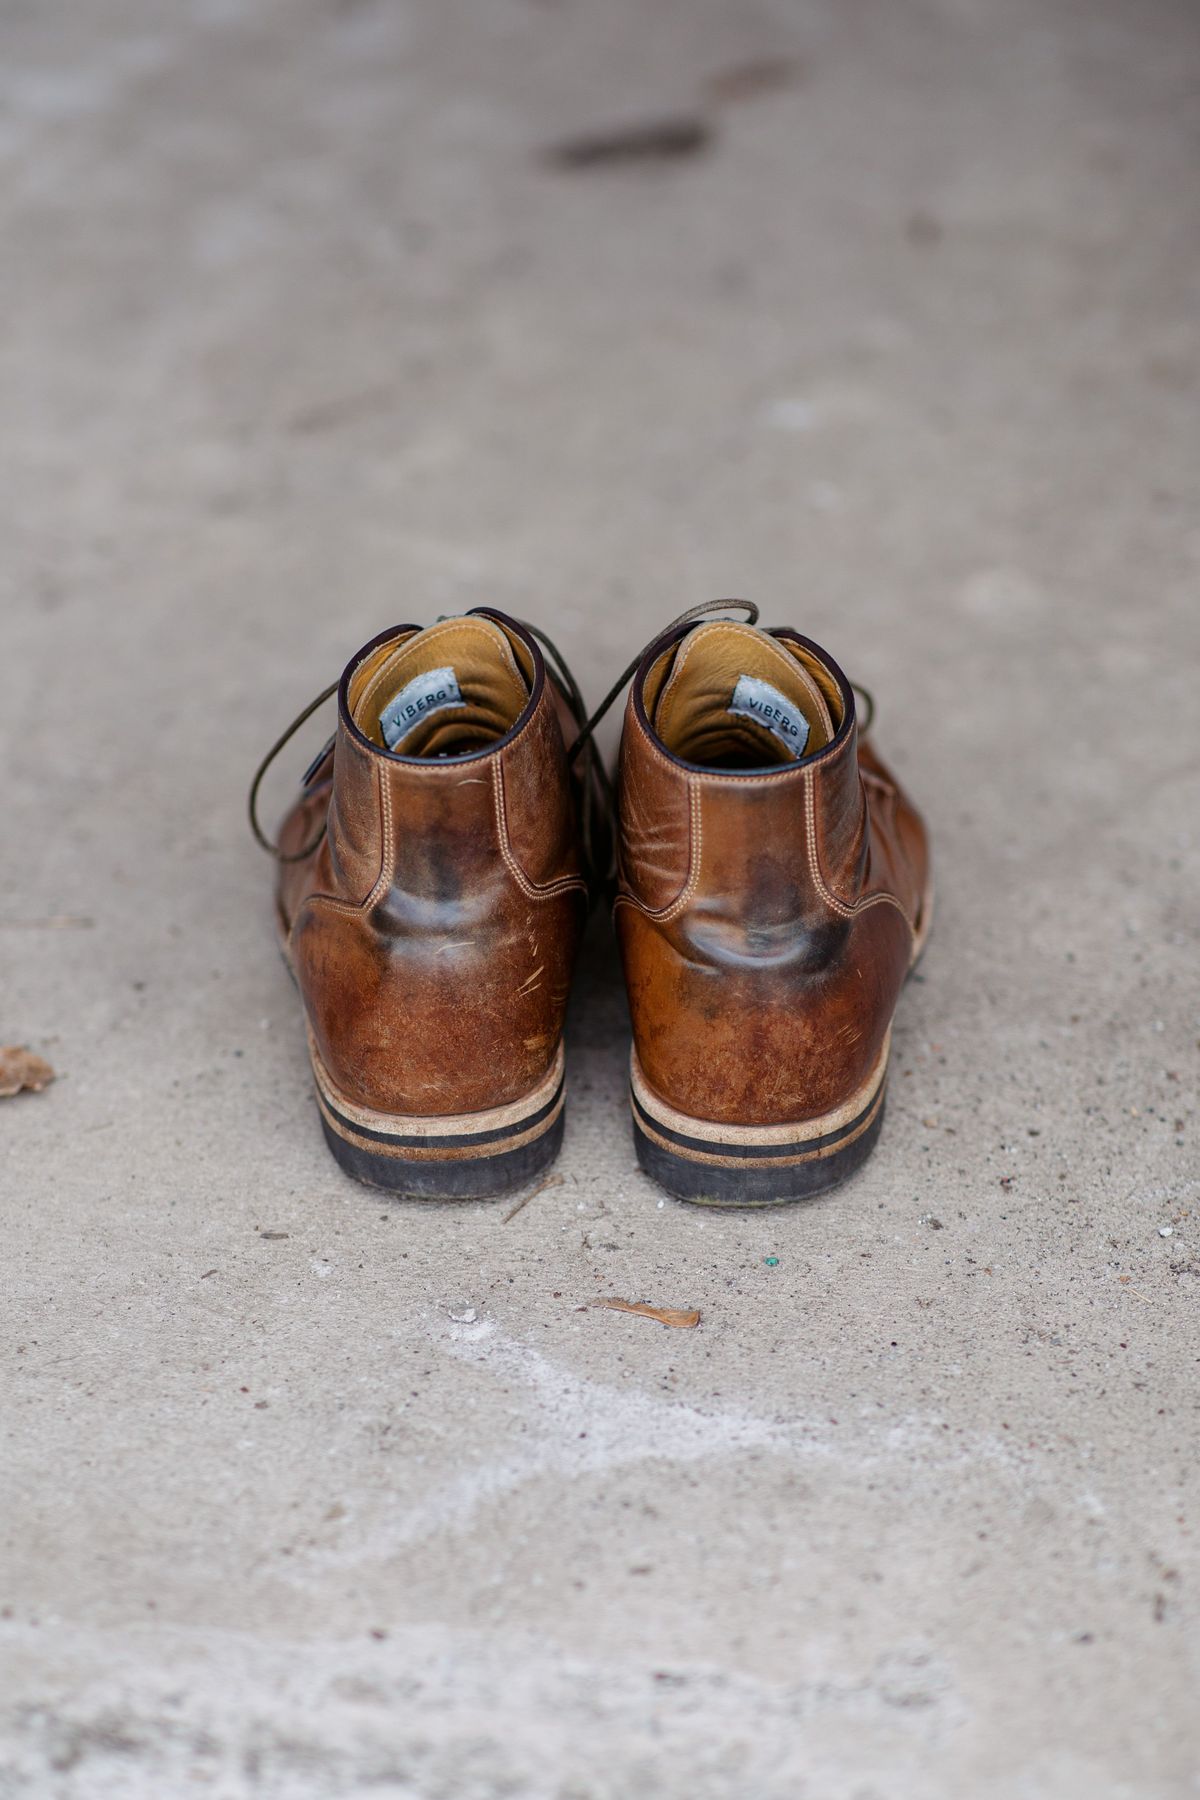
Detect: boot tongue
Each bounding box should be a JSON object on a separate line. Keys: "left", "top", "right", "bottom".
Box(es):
{"left": 650, "top": 621, "right": 840, "bottom": 769}
{"left": 348, "top": 616, "right": 532, "bottom": 758}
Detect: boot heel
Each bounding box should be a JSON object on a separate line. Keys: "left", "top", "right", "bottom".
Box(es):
{"left": 630, "top": 1040, "right": 888, "bottom": 1208}
{"left": 312, "top": 1041, "right": 565, "bottom": 1200}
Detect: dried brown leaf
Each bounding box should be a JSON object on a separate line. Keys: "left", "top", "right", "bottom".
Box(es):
{"left": 542, "top": 117, "right": 713, "bottom": 170}
{"left": 588, "top": 1297, "right": 701, "bottom": 1329}
{"left": 0, "top": 1047, "right": 56, "bottom": 1097}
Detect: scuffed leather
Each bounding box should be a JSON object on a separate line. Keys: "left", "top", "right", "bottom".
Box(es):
{"left": 275, "top": 614, "right": 587, "bottom": 1117}
{"left": 615, "top": 627, "right": 930, "bottom": 1128}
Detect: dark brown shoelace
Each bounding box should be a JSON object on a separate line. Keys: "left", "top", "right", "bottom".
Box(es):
{"left": 247, "top": 600, "right": 874, "bottom": 892}
{"left": 568, "top": 597, "right": 877, "bottom": 750}
{"left": 246, "top": 620, "right": 617, "bottom": 888}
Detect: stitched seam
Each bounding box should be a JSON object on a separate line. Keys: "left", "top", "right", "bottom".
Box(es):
{"left": 492, "top": 758, "right": 589, "bottom": 902}
{"left": 287, "top": 762, "right": 393, "bottom": 941}
{"left": 804, "top": 769, "right": 913, "bottom": 932}
{"left": 368, "top": 766, "right": 395, "bottom": 907}
{"left": 615, "top": 777, "right": 701, "bottom": 923}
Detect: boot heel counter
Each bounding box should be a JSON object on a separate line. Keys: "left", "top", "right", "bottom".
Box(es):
{"left": 619, "top": 892, "right": 912, "bottom": 1126}
{"left": 290, "top": 727, "right": 587, "bottom": 1119}
{"left": 617, "top": 750, "right": 912, "bottom": 1128}
{"left": 292, "top": 873, "right": 582, "bottom": 1119}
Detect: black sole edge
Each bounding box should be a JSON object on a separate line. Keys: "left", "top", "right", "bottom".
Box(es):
{"left": 633, "top": 1100, "right": 886, "bottom": 1207}
{"left": 321, "top": 1109, "right": 565, "bottom": 1200}
{"left": 630, "top": 1085, "right": 879, "bottom": 1162}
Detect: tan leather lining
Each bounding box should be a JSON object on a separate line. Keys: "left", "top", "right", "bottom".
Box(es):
{"left": 347, "top": 617, "right": 530, "bottom": 756}
{"left": 787, "top": 640, "right": 843, "bottom": 720}
{"left": 641, "top": 643, "right": 678, "bottom": 718}
{"left": 650, "top": 621, "right": 839, "bottom": 767}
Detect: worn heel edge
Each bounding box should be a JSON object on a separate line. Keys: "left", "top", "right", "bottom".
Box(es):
{"left": 633, "top": 1099, "right": 884, "bottom": 1206}
{"left": 322, "top": 1106, "right": 565, "bottom": 1199}
{"left": 629, "top": 1041, "right": 889, "bottom": 1207}
{"left": 311, "top": 1040, "right": 565, "bottom": 1200}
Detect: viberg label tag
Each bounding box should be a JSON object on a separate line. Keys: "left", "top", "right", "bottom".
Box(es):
{"left": 380, "top": 666, "right": 465, "bottom": 749}
{"left": 728, "top": 674, "right": 810, "bottom": 758}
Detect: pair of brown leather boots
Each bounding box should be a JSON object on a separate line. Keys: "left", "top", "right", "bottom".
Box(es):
{"left": 249, "top": 603, "right": 930, "bottom": 1207}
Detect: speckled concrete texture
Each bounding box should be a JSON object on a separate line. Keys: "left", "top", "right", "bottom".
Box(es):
{"left": 2, "top": 0, "right": 1198, "bottom": 1795}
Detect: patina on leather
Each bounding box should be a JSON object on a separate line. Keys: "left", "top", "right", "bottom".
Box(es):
{"left": 273, "top": 609, "right": 588, "bottom": 1142}
{"left": 615, "top": 614, "right": 930, "bottom": 1198}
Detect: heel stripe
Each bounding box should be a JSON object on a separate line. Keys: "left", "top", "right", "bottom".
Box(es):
{"left": 319, "top": 1075, "right": 564, "bottom": 1153}
{"left": 630, "top": 1081, "right": 883, "bottom": 1165}
{"left": 630, "top": 1031, "right": 889, "bottom": 1149}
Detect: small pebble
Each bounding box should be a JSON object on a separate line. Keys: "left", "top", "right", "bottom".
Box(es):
{"left": 449, "top": 1306, "right": 477, "bottom": 1323}
{"left": 1158, "top": 1227, "right": 1174, "bottom": 1238}
{"left": 765, "top": 1256, "right": 779, "bottom": 1267}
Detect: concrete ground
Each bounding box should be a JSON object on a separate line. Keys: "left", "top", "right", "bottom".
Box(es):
{"left": 3, "top": 0, "right": 1199, "bottom": 1794}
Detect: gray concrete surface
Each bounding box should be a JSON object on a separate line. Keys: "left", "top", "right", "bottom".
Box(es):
{"left": 3, "top": 0, "right": 1199, "bottom": 1794}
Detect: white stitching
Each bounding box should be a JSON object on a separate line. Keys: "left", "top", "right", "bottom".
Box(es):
{"left": 367, "top": 767, "right": 395, "bottom": 908}
{"left": 614, "top": 777, "right": 701, "bottom": 923}
{"left": 617, "top": 712, "right": 914, "bottom": 936}
{"left": 804, "top": 769, "right": 913, "bottom": 932}
{"left": 288, "top": 760, "right": 394, "bottom": 938}
{"left": 492, "top": 758, "right": 589, "bottom": 903}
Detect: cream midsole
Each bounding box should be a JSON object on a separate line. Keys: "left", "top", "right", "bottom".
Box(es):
{"left": 630, "top": 1028, "right": 890, "bottom": 1150}
{"left": 309, "top": 1031, "right": 564, "bottom": 1142}
{"left": 314, "top": 1084, "right": 564, "bottom": 1163}
{"left": 633, "top": 1082, "right": 885, "bottom": 1170}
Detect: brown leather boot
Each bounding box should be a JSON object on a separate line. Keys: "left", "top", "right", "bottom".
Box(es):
{"left": 614, "top": 603, "right": 931, "bottom": 1205}
{"left": 250, "top": 610, "right": 591, "bottom": 1199}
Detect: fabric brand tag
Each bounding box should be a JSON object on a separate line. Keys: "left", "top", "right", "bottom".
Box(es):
{"left": 728, "top": 674, "right": 811, "bottom": 757}
{"left": 380, "top": 666, "right": 465, "bottom": 749}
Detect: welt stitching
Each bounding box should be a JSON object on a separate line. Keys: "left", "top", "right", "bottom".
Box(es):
{"left": 492, "top": 757, "right": 589, "bottom": 902}
{"left": 804, "top": 770, "right": 913, "bottom": 932}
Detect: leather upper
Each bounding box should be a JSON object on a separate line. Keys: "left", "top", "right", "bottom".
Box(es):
{"left": 615, "top": 623, "right": 930, "bottom": 1127}
{"left": 276, "top": 611, "right": 588, "bottom": 1117}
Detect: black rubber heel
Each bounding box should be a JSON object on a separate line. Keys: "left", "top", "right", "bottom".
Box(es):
{"left": 310, "top": 1040, "right": 567, "bottom": 1202}
{"left": 632, "top": 1097, "right": 885, "bottom": 1207}
{"left": 321, "top": 1107, "right": 565, "bottom": 1200}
